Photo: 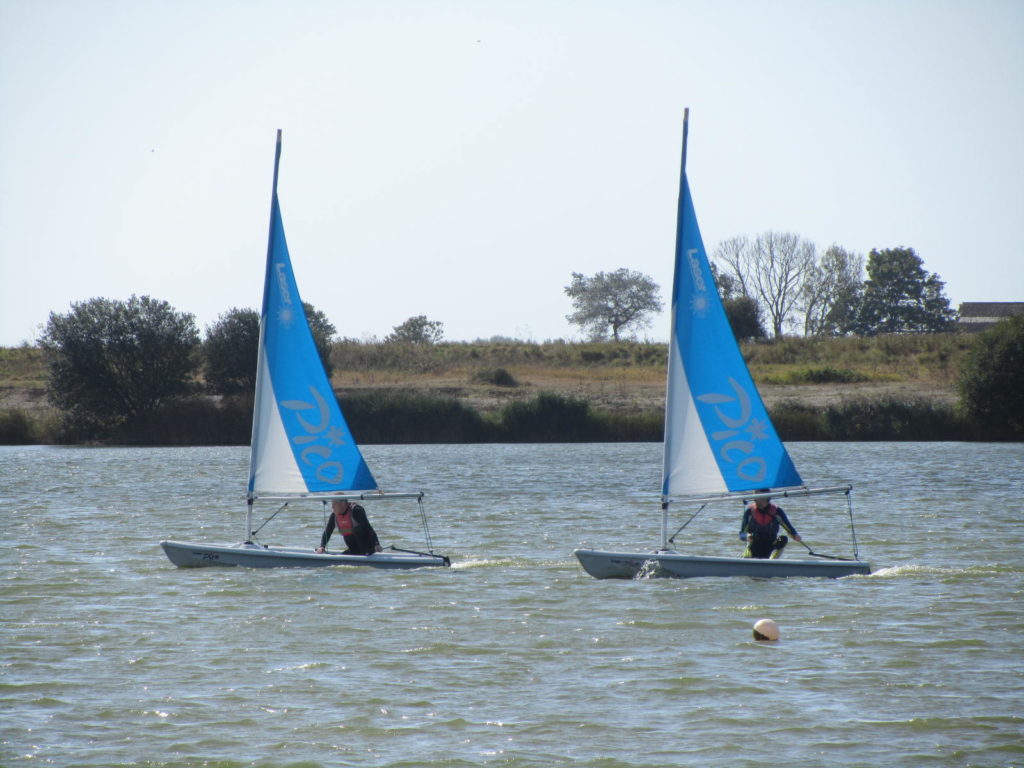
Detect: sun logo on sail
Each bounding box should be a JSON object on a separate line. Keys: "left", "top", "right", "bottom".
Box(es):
{"left": 325, "top": 425, "right": 346, "bottom": 445}
{"left": 745, "top": 417, "right": 769, "bottom": 441}
{"left": 276, "top": 306, "right": 295, "bottom": 328}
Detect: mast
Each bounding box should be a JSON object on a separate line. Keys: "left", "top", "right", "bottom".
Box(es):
{"left": 661, "top": 108, "right": 689, "bottom": 550}
{"left": 680, "top": 107, "right": 689, "bottom": 177}
{"left": 246, "top": 129, "right": 283, "bottom": 541}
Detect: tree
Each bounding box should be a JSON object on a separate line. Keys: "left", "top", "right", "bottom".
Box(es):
{"left": 203, "top": 308, "right": 260, "bottom": 396}
{"left": 564, "top": 268, "right": 663, "bottom": 341}
{"left": 723, "top": 295, "right": 767, "bottom": 340}
{"left": 711, "top": 262, "right": 765, "bottom": 340}
{"left": 714, "top": 232, "right": 815, "bottom": 338}
{"left": 39, "top": 295, "right": 200, "bottom": 436}
{"left": 852, "top": 247, "right": 956, "bottom": 335}
{"left": 203, "top": 303, "right": 334, "bottom": 394}
{"left": 385, "top": 315, "right": 445, "bottom": 345}
{"left": 713, "top": 236, "right": 752, "bottom": 296}
{"left": 798, "top": 244, "right": 865, "bottom": 336}
{"left": 303, "top": 302, "right": 337, "bottom": 377}
{"left": 959, "top": 315, "right": 1024, "bottom": 438}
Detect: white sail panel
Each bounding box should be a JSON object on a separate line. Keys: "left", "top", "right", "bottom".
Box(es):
{"left": 249, "top": 336, "right": 309, "bottom": 495}
{"left": 662, "top": 331, "right": 728, "bottom": 497}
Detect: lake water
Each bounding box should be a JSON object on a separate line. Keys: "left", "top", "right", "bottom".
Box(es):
{"left": 2, "top": 442, "right": 1022, "bottom": 768}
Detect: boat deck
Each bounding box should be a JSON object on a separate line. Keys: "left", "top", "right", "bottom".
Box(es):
{"left": 161, "top": 540, "right": 449, "bottom": 570}
{"left": 574, "top": 548, "right": 871, "bottom": 579}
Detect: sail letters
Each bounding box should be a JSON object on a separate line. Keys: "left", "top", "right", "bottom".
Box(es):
{"left": 281, "top": 387, "right": 347, "bottom": 485}
{"left": 697, "top": 377, "right": 768, "bottom": 483}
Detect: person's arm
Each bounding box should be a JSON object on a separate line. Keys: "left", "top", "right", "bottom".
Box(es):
{"left": 316, "top": 515, "right": 336, "bottom": 552}
{"left": 739, "top": 507, "right": 751, "bottom": 541}
{"left": 368, "top": 524, "right": 382, "bottom": 552}
{"left": 776, "top": 508, "right": 801, "bottom": 540}
{"left": 355, "top": 506, "right": 383, "bottom": 552}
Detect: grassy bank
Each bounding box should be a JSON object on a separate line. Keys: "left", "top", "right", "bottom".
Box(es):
{"left": 0, "top": 334, "right": 996, "bottom": 445}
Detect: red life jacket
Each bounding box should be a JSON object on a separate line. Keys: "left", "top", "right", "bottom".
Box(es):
{"left": 750, "top": 502, "right": 778, "bottom": 528}
{"left": 334, "top": 507, "right": 354, "bottom": 535}
{"left": 747, "top": 502, "right": 780, "bottom": 541}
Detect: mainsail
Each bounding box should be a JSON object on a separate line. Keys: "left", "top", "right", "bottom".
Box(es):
{"left": 661, "top": 114, "right": 801, "bottom": 498}
{"left": 247, "top": 131, "right": 377, "bottom": 497}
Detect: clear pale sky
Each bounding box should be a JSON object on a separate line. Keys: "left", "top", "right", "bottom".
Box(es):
{"left": 2, "top": 0, "right": 1021, "bottom": 347}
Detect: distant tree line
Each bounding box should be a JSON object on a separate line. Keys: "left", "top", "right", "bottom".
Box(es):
{"left": 565, "top": 240, "right": 957, "bottom": 342}
{"left": 711, "top": 237, "right": 956, "bottom": 339}
{"left": 36, "top": 299, "right": 451, "bottom": 441}
{"left": 30, "top": 238, "right": 1017, "bottom": 443}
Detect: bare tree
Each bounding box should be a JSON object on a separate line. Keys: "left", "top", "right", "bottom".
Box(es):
{"left": 713, "top": 236, "right": 752, "bottom": 297}
{"left": 798, "top": 245, "right": 865, "bottom": 336}
{"left": 713, "top": 231, "right": 815, "bottom": 338}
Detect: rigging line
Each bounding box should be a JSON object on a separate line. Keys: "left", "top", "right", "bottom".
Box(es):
{"left": 845, "top": 488, "right": 861, "bottom": 560}
{"left": 416, "top": 496, "right": 435, "bottom": 553}
{"left": 797, "top": 539, "right": 856, "bottom": 561}
{"left": 251, "top": 502, "right": 289, "bottom": 537}
{"left": 388, "top": 546, "right": 451, "bottom": 567}
{"left": 667, "top": 503, "right": 707, "bottom": 543}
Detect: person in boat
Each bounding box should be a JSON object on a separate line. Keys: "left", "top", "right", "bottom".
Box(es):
{"left": 315, "top": 498, "right": 383, "bottom": 555}
{"left": 739, "top": 490, "right": 802, "bottom": 559}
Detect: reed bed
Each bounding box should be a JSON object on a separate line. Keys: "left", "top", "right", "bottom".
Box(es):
{"left": 2, "top": 334, "right": 994, "bottom": 444}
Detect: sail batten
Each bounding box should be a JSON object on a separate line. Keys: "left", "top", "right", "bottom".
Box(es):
{"left": 661, "top": 126, "right": 801, "bottom": 498}
{"left": 248, "top": 132, "right": 377, "bottom": 497}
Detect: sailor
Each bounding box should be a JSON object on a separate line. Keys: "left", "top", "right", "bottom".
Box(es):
{"left": 316, "top": 499, "right": 383, "bottom": 555}
{"left": 739, "top": 490, "right": 802, "bottom": 559}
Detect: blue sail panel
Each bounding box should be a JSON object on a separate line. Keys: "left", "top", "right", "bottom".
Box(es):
{"left": 663, "top": 174, "right": 801, "bottom": 495}
{"left": 248, "top": 194, "right": 377, "bottom": 495}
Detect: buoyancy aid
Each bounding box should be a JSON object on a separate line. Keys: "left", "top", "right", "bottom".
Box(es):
{"left": 747, "top": 502, "right": 780, "bottom": 541}
{"left": 334, "top": 507, "right": 355, "bottom": 535}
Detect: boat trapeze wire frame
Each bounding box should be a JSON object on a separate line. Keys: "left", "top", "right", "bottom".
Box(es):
{"left": 662, "top": 484, "right": 852, "bottom": 508}
{"left": 244, "top": 490, "right": 429, "bottom": 544}
{"left": 659, "top": 484, "right": 862, "bottom": 559}
{"left": 252, "top": 490, "right": 425, "bottom": 503}
{"left": 313, "top": 493, "right": 440, "bottom": 556}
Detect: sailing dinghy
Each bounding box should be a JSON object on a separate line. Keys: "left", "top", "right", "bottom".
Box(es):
{"left": 574, "top": 111, "right": 869, "bottom": 580}
{"left": 161, "top": 131, "right": 448, "bottom": 570}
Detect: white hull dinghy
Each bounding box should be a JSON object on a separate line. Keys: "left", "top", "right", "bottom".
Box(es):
{"left": 160, "top": 132, "right": 448, "bottom": 571}
{"left": 573, "top": 111, "right": 869, "bottom": 580}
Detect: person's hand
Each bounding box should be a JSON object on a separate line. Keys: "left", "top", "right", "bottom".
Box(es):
{"left": 315, "top": 546, "right": 326, "bottom": 553}
{"left": 374, "top": 544, "right": 383, "bottom": 553}
{"left": 793, "top": 535, "right": 802, "bottom": 543}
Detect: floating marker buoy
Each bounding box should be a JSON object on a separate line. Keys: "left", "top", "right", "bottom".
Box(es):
{"left": 753, "top": 618, "right": 779, "bottom": 642}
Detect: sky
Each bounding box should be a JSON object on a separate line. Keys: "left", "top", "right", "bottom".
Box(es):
{"left": 1, "top": 0, "right": 1022, "bottom": 348}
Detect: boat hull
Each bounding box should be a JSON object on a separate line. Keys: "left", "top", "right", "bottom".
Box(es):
{"left": 573, "top": 548, "right": 870, "bottom": 580}
{"left": 160, "top": 540, "right": 449, "bottom": 570}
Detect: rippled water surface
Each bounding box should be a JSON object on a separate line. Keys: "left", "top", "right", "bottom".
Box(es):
{"left": 2, "top": 442, "right": 1023, "bottom": 767}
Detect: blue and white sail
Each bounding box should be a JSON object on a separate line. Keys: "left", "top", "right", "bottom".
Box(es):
{"left": 661, "top": 116, "right": 801, "bottom": 499}
{"left": 248, "top": 131, "right": 377, "bottom": 498}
